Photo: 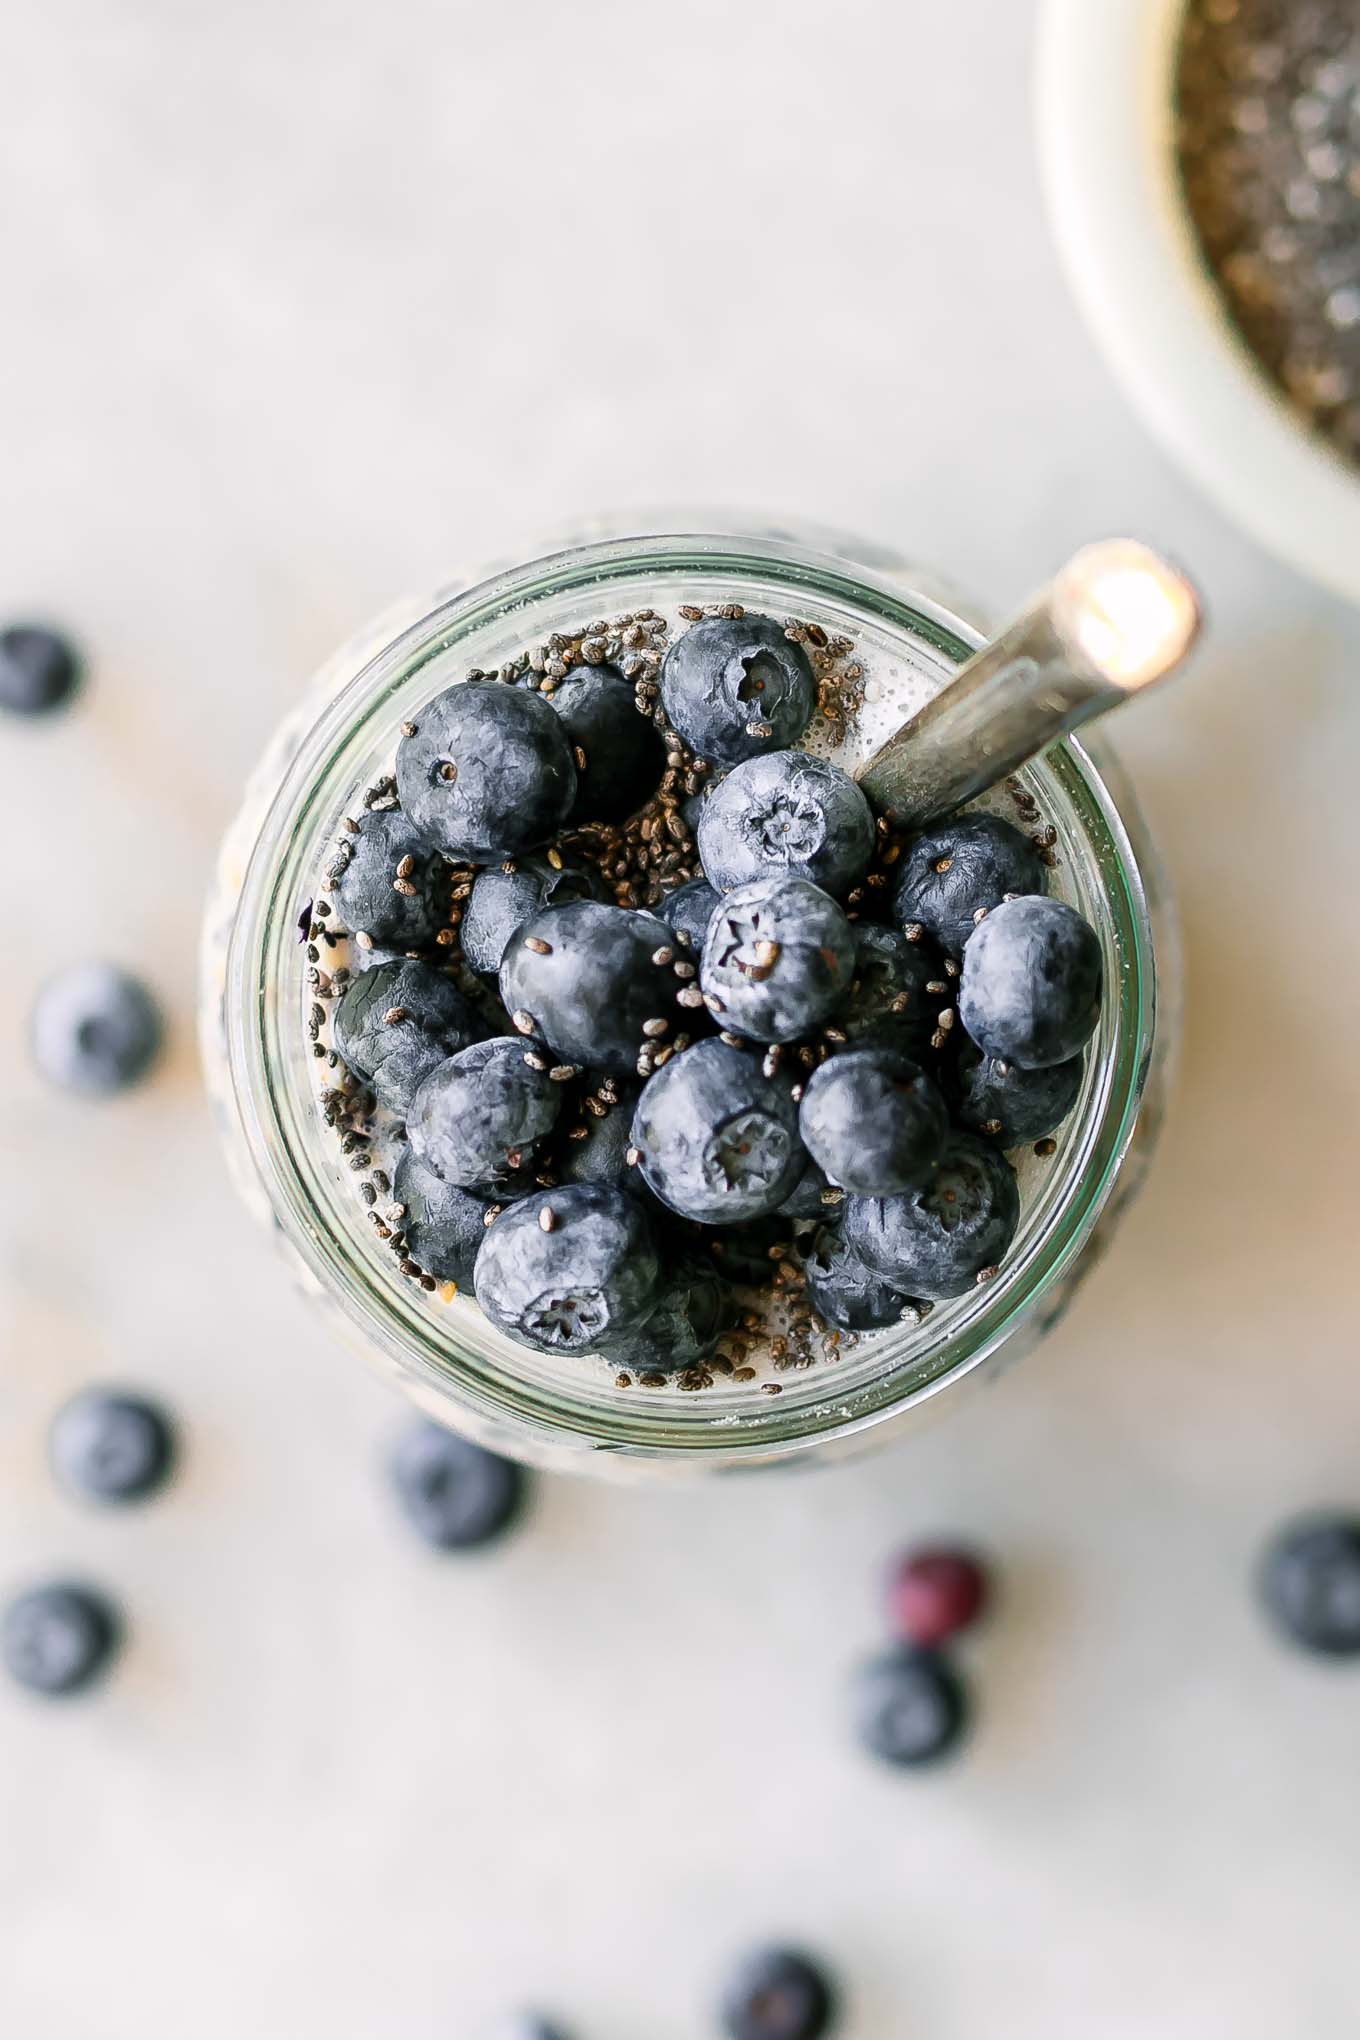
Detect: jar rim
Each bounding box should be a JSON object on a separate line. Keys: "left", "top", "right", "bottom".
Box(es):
{"left": 223, "top": 528, "right": 1157, "bottom": 1467}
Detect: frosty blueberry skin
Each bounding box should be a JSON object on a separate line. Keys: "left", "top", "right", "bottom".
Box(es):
{"left": 460, "top": 852, "right": 610, "bottom": 977}
{"left": 332, "top": 959, "right": 483, "bottom": 1115}
{"left": 700, "top": 876, "right": 855, "bottom": 1044}
{"left": 660, "top": 611, "right": 815, "bottom": 766}
{"left": 329, "top": 807, "right": 451, "bottom": 950}
{"left": 802, "top": 1225, "right": 918, "bottom": 1331}
{"left": 498, "top": 901, "right": 685, "bottom": 1076}
{"left": 844, "top": 1130, "right": 1020, "bottom": 1300}
{"left": 630, "top": 1037, "right": 805, "bottom": 1224}
{"left": 396, "top": 681, "right": 577, "bottom": 861}
{"left": 473, "top": 1183, "right": 662, "bottom": 1355}
{"left": 958, "top": 895, "right": 1102, "bottom": 1068}
{"left": 697, "top": 750, "right": 875, "bottom": 898}
{"left": 954, "top": 1041, "right": 1084, "bottom": 1146}
{"left": 890, "top": 812, "right": 1047, "bottom": 956}
{"left": 392, "top": 1149, "right": 489, "bottom": 1288}
{"left": 798, "top": 1046, "right": 948, "bottom": 1196}
{"left": 406, "top": 1037, "right": 561, "bottom": 1189}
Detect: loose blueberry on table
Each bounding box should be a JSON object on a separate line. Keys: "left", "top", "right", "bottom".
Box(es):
{"left": 390, "top": 1421, "right": 525, "bottom": 1550}
{"left": 30, "top": 962, "right": 163, "bottom": 1098}
{"left": 1259, "top": 1513, "right": 1360, "bottom": 1659}
{"left": 305, "top": 601, "right": 1100, "bottom": 1388}
{"left": 719, "top": 1946, "right": 838, "bottom": 2040}
{"left": 50, "top": 1390, "right": 177, "bottom": 1505}
{"left": 0, "top": 622, "right": 82, "bottom": 717}
{"left": 853, "top": 1645, "right": 970, "bottom": 1768}
{"left": 1, "top": 1582, "right": 121, "bottom": 1696}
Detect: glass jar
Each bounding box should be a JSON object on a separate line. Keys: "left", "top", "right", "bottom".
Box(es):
{"left": 200, "top": 522, "right": 1175, "bottom": 1478}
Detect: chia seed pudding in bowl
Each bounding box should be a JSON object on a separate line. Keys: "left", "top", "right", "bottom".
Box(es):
{"left": 201, "top": 524, "right": 1173, "bottom": 1478}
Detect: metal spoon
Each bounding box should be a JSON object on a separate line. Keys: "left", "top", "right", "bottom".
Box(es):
{"left": 855, "top": 539, "right": 1203, "bottom": 828}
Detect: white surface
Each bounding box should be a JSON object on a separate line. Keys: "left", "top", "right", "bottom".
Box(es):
{"left": 2, "top": 4, "right": 1360, "bottom": 2037}
{"left": 1038, "top": 0, "right": 1360, "bottom": 606}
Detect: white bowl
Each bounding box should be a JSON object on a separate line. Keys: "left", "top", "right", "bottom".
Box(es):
{"left": 1036, "top": 0, "right": 1360, "bottom": 604}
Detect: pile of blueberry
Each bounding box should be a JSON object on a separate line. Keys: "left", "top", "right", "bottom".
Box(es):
{"left": 311, "top": 604, "right": 1105, "bottom": 1384}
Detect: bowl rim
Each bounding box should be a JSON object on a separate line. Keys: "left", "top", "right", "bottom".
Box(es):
{"left": 1036, "top": 0, "right": 1360, "bottom": 606}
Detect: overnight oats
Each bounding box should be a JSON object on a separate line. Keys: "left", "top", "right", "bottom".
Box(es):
{"left": 202, "top": 527, "right": 1170, "bottom": 1476}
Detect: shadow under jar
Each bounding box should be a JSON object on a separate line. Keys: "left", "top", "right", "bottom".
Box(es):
{"left": 200, "top": 524, "right": 1175, "bottom": 1479}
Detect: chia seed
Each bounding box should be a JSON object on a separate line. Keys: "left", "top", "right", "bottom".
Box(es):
{"left": 1177, "top": 0, "right": 1360, "bottom": 463}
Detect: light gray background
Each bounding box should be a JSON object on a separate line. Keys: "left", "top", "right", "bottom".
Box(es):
{"left": 2, "top": 3, "right": 1358, "bottom": 2036}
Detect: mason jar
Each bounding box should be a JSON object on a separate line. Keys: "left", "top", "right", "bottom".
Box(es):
{"left": 199, "top": 522, "right": 1176, "bottom": 1478}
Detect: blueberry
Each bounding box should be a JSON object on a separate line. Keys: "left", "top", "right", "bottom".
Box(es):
{"left": 461, "top": 852, "right": 609, "bottom": 976}
{"left": 0, "top": 623, "right": 81, "bottom": 717}
{"left": 1, "top": 1583, "right": 120, "bottom": 1696}
{"left": 844, "top": 1130, "right": 1019, "bottom": 1299}
{"left": 547, "top": 664, "right": 666, "bottom": 823}
{"left": 389, "top": 1420, "right": 524, "bottom": 1550}
{"left": 704, "top": 1214, "right": 792, "bottom": 1287}
{"left": 49, "top": 1390, "right": 176, "bottom": 1504}
{"left": 658, "top": 875, "right": 720, "bottom": 952}
{"left": 499, "top": 901, "right": 683, "bottom": 1075}
{"left": 606, "top": 1253, "right": 734, "bottom": 1373}
{"left": 393, "top": 1148, "right": 489, "bottom": 1287}
{"left": 776, "top": 1154, "right": 834, "bottom": 1221}
{"left": 698, "top": 752, "right": 874, "bottom": 898}
{"left": 955, "top": 1040, "right": 1084, "bottom": 1146}
{"left": 802, "top": 1226, "right": 917, "bottom": 1331}
{"left": 556, "top": 1084, "right": 648, "bottom": 1201}
{"left": 474, "top": 1183, "right": 662, "bottom": 1354}
{"left": 958, "top": 895, "right": 1102, "bottom": 1068}
{"left": 891, "top": 813, "right": 1047, "bottom": 956}
{"left": 332, "top": 959, "right": 482, "bottom": 1115}
{"left": 840, "top": 923, "right": 942, "bottom": 1061}
{"left": 854, "top": 1647, "right": 968, "bottom": 1767}
{"left": 395, "top": 681, "right": 576, "bottom": 861}
{"left": 1259, "top": 1514, "right": 1360, "bottom": 1658}
{"left": 329, "top": 807, "right": 451, "bottom": 950}
{"left": 408, "top": 1037, "right": 561, "bottom": 1189}
{"left": 701, "top": 877, "right": 855, "bottom": 1044}
{"left": 889, "top": 1547, "right": 990, "bottom": 1648}
{"left": 798, "top": 1047, "right": 947, "bottom": 1195}
{"left": 30, "top": 962, "right": 163, "bottom": 1097}
{"left": 661, "top": 611, "right": 815, "bottom": 767}
{"left": 631, "top": 1038, "right": 805, "bottom": 1224}
{"left": 718, "top": 1946, "right": 837, "bottom": 2040}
